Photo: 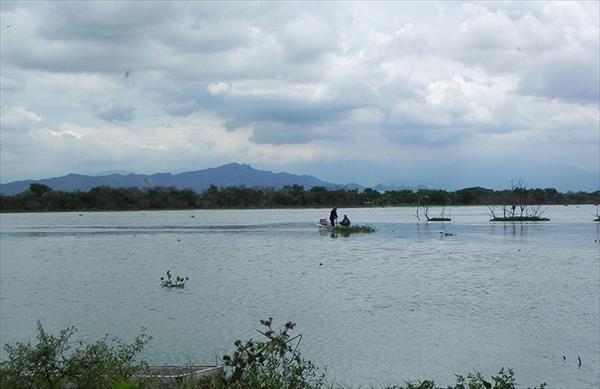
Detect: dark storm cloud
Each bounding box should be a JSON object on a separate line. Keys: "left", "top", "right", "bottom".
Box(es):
{"left": 211, "top": 94, "right": 357, "bottom": 131}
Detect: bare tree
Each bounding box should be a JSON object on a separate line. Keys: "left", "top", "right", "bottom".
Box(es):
{"left": 416, "top": 204, "right": 451, "bottom": 222}
{"left": 423, "top": 204, "right": 431, "bottom": 221}
{"left": 530, "top": 205, "right": 548, "bottom": 217}
{"left": 487, "top": 205, "right": 497, "bottom": 219}
{"left": 488, "top": 179, "right": 549, "bottom": 221}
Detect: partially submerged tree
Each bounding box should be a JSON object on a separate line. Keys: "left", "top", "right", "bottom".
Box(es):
{"left": 488, "top": 180, "right": 549, "bottom": 222}
{"left": 416, "top": 193, "right": 451, "bottom": 222}
{"left": 416, "top": 205, "right": 451, "bottom": 222}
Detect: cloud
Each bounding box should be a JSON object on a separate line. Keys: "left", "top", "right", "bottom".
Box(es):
{"left": 1, "top": 106, "right": 44, "bottom": 132}
{"left": 37, "top": 2, "right": 171, "bottom": 42}
{"left": 449, "top": 2, "right": 599, "bottom": 103}
{"left": 49, "top": 129, "right": 84, "bottom": 140}
{"left": 518, "top": 54, "right": 599, "bottom": 102}
{"left": 94, "top": 102, "right": 135, "bottom": 122}
{"left": 7, "top": 105, "right": 42, "bottom": 122}
{"left": 0, "top": 73, "right": 23, "bottom": 93}
{"left": 249, "top": 122, "right": 343, "bottom": 145}
{"left": 0, "top": 1, "right": 598, "bottom": 188}
{"left": 207, "top": 82, "right": 230, "bottom": 95}
{"left": 138, "top": 143, "right": 168, "bottom": 151}
{"left": 281, "top": 14, "right": 337, "bottom": 60}
{"left": 161, "top": 99, "right": 199, "bottom": 116}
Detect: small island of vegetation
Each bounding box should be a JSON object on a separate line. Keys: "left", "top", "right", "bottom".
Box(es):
{"left": 488, "top": 180, "right": 551, "bottom": 222}
{"left": 416, "top": 204, "right": 451, "bottom": 222}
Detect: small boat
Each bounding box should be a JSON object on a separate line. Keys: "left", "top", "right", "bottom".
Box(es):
{"left": 318, "top": 218, "right": 333, "bottom": 229}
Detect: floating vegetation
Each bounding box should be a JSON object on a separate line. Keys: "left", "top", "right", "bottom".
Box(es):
{"left": 160, "top": 270, "right": 188, "bottom": 288}
{"left": 416, "top": 204, "right": 452, "bottom": 222}
{"left": 428, "top": 217, "right": 451, "bottom": 222}
{"left": 490, "top": 216, "right": 550, "bottom": 222}
{"left": 333, "top": 225, "right": 375, "bottom": 234}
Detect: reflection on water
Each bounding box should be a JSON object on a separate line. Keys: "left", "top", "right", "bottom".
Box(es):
{"left": 502, "top": 223, "right": 528, "bottom": 237}
{"left": 1, "top": 206, "right": 599, "bottom": 388}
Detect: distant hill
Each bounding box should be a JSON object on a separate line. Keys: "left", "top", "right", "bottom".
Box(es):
{"left": 0, "top": 163, "right": 353, "bottom": 195}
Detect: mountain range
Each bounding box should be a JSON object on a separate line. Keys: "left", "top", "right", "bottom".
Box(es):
{"left": 0, "top": 163, "right": 365, "bottom": 195}
{"left": 2, "top": 162, "right": 597, "bottom": 195}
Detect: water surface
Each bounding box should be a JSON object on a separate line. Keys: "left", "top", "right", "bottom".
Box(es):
{"left": 1, "top": 206, "right": 599, "bottom": 387}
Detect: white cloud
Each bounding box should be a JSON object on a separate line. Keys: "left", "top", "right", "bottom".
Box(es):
{"left": 138, "top": 143, "right": 168, "bottom": 151}
{"left": 7, "top": 105, "right": 43, "bottom": 123}
{"left": 1, "top": 106, "right": 44, "bottom": 133}
{"left": 207, "top": 82, "right": 230, "bottom": 95}
{"left": 282, "top": 14, "right": 337, "bottom": 60}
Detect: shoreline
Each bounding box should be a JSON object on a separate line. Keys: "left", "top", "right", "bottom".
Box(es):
{"left": 0, "top": 203, "right": 598, "bottom": 214}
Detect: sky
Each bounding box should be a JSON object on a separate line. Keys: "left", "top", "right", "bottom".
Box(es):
{"left": 1, "top": 1, "right": 599, "bottom": 190}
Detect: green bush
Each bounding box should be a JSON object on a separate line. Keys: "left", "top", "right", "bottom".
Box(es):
{"left": 395, "top": 368, "right": 546, "bottom": 389}
{"left": 0, "top": 319, "right": 547, "bottom": 389}
{"left": 0, "top": 321, "right": 151, "bottom": 389}
{"left": 219, "top": 318, "right": 326, "bottom": 389}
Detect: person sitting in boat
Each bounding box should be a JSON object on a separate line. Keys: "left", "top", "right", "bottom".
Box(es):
{"left": 340, "top": 215, "right": 351, "bottom": 227}
{"left": 329, "top": 208, "right": 338, "bottom": 226}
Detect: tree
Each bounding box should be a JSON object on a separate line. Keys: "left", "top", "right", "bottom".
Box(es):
{"left": 28, "top": 183, "right": 52, "bottom": 197}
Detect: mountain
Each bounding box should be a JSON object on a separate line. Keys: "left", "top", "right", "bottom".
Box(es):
{"left": 0, "top": 163, "right": 344, "bottom": 195}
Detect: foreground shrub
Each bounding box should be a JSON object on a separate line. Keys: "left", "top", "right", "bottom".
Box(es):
{"left": 0, "top": 319, "right": 546, "bottom": 389}
{"left": 0, "top": 321, "right": 150, "bottom": 389}
{"left": 217, "top": 319, "right": 546, "bottom": 389}
{"left": 220, "top": 318, "right": 326, "bottom": 389}
{"left": 396, "top": 368, "right": 546, "bottom": 389}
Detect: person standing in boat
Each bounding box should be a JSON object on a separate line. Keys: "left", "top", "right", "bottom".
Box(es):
{"left": 329, "top": 208, "right": 338, "bottom": 227}
{"left": 340, "top": 214, "right": 351, "bottom": 227}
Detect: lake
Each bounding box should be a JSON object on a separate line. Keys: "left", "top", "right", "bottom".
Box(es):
{"left": 1, "top": 205, "right": 599, "bottom": 388}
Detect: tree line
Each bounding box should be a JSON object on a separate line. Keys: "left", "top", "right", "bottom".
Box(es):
{"left": 0, "top": 183, "right": 597, "bottom": 212}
